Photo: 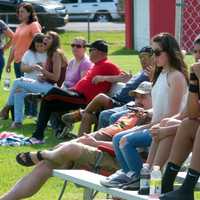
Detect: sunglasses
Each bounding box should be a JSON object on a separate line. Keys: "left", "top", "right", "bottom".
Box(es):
{"left": 71, "top": 44, "right": 85, "bottom": 48}
{"left": 153, "top": 49, "right": 164, "bottom": 57}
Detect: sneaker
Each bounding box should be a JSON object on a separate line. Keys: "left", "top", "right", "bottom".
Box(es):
{"left": 121, "top": 172, "right": 140, "bottom": 190}
{"left": 103, "top": 170, "right": 125, "bottom": 181}
{"left": 100, "top": 170, "right": 132, "bottom": 188}
{"left": 62, "top": 109, "right": 82, "bottom": 124}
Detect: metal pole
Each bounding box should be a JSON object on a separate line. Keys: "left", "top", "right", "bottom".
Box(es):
{"left": 87, "top": 13, "right": 90, "bottom": 43}
{"left": 175, "top": 0, "right": 184, "bottom": 45}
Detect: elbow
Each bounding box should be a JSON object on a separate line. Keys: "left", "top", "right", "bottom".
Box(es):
{"left": 188, "top": 113, "right": 199, "bottom": 120}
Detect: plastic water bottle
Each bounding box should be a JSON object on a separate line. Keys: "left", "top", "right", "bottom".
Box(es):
{"left": 150, "top": 165, "right": 162, "bottom": 198}
{"left": 139, "top": 163, "right": 150, "bottom": 195}
{"left": 3, "top": 72, "right": 11, "bottom": 91}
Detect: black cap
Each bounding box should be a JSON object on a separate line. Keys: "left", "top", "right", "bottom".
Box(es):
{"left": 139, "top": 46, "right": 153, "bottom": 55}
{"left": 87, "top": 40, "right": 108, "bottom": 53}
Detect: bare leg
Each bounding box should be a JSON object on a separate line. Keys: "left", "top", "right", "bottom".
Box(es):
{"left": 146, "top": 141, "right": 158, "bottom": 166}
{"left": 153, "top": 135, "right": 175, "bottom": 168}
{"left": 152, "top": 119, "right": 181, "bottom": 168}
{"left": 146, "top": 118, "right": 179, "bottom": 167}
{"left": 169, "top": 118, "right": 199, "bottom": 165}
{"left": 17, "top": 142, "right": 88, "bottom": 167}
{"left": 78, "top": 94, "right": 112, "bottom": 136}
{"left": 84, "top": 94, "right": 112, "bottom": 113}
{"left": 78, "top": 112, "right": 97, "bottom": 136}
{"left": 42, "top": 142, "right": 85, "bottom": 165}
{"left": 0, "top": 161, "right": 54, "bottom": 200}
{"left": 1, "top": 143, "right": 90, "bottom": 200}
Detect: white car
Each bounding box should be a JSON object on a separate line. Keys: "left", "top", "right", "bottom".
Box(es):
{"left": 59, "top": 0, "right": 121, "bottom": 22}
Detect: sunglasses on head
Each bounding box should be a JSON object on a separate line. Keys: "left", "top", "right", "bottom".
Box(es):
{"left": 71, "top": 44, "right": 85, "bottom": 48}
{"left": 153, "top": 49, "right": 164, "bottom": 57}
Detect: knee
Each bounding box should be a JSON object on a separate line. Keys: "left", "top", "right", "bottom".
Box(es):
{"left": 94, "top": 93, "right": 111, "bottom": 105}
{"left": 99, "top": 110, "right": 108, "bottom": 121}
{"left": 109, "top": 114, "right": 118, "bottom": 124}
{"left": 159, "top": 118, "right": 171, "bottom": 127}
{"left": 113, "top": 134, "right": 123, "bottom": 147}
{"left": 35, "top": 161, "right": 53, "bottom": 177}
{"left": 61, "top": 143, "right": 82, "bottom": 156}
{"left": 119, "top": 136, "right": 127, "bottom": 148}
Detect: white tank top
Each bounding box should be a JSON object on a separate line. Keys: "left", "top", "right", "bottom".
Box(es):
{"left": 151, "top": 70, "right": 187, "bottom": 123}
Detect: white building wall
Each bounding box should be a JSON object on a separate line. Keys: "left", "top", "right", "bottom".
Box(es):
{"left": 133, "top": 0, "right": 150, "bottom": 51}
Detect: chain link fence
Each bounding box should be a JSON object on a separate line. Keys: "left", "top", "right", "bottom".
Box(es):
{"left": 177, "top": 0, "right": 200, "bottom": 52}
{"left": 0, "top": 12, "right": 124, "bottom": 44}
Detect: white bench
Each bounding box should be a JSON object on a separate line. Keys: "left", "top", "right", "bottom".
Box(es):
{"left": 53, "top": 169, "right": 156, "bottom": 200}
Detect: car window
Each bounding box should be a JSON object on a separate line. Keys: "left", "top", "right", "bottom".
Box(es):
{"left": 61, "top": 0, "right": 78, "bottom": 3}
{"left": 82, "top": 0, "right": 97, "bottom": 3}
{"left": 100, "top": 0, "right": 113, "bottom": 2}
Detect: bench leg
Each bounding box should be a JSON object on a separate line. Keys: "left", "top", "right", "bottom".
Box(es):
{"left": 58, "top": 180, "right": 68, "bottom": 200}
{"left": 83, "top": 188, "right": 98, "bottom": 200}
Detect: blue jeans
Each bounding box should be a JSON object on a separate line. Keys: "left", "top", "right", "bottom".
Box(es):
{"left": 14, "top": 62, "right": 23, "bottom": 78}
{"left": 0, "top": 49, "right": 4, "bottom": 80}
{"left": 113, "top": 128, "right": 152, "bottom": 175}
{"left": 7, "top": 78, "right": 53, "bottom": 123}
{"left": 98, "top": 105, "right": 129, "bottom": 129}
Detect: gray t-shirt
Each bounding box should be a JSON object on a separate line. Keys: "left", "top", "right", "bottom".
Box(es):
{"left": 0, "top": 20, "right": 8, "bottom": 49}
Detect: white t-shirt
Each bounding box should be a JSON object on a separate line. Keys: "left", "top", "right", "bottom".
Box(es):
{"left": 21, "top": 50, "right": 47, "bottom": 80}
{"left": 151, "top": 70, "right": 187, "bottom": 123}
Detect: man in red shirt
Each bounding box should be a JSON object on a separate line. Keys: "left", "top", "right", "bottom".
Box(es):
{"left": 29, "top": 40, "right": 122, "bottom": 143}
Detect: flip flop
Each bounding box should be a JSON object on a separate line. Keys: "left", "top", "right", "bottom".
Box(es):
{"left": 16, "top": 151, "right": 44, "bottom": 167}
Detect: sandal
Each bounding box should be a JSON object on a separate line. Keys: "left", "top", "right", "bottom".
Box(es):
{"left": 16, "top": 151, "right": 44, "bottom": 167}
{"left": 27, "top": 137, "right": 45, "bottom": 145}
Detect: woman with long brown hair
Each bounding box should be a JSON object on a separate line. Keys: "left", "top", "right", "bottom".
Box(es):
{"left": 6, "top": 2, "right": 41, "bottom": 78}
{"left": 0, "top": 31, "right": 68, "bottom": 129}
{"left": 101, "top": 32, "right": 189, "bottom": 189}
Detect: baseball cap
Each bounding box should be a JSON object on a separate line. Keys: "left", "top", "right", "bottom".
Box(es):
{"left": 86, "top": 40, "right": 108, "bottom": 53}
{"left": 129, "top": 81, "right": 152, "bottom": 96}
{"left": 139, "top": 46, "right": 153, "bottom": 55}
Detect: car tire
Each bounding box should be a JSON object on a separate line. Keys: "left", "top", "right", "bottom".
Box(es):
{"left": 94, "top": 13, "right": 111, "bottom": 22}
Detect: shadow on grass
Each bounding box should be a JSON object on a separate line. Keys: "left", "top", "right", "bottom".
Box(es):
{"left": 110, "top": 47, "right": 138, "bottom": 56}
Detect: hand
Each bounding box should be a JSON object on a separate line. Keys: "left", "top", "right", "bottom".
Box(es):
{"left": 6, "top": 64, "right": 11, "bottom": 73}
{"left": 32, "top": 64, "right": 43, "bottom": 72}
{"left": 119, "top": 71, "right": 132, "bottom": 83}
{"left": 37, "top": 74, "right": 46, "bottom": 82}
{"left": 77, "top": 133, "right": 98, "bottom": 147}
{"left": 191, "top": 63, "right": 200, "bottom": 80}
{"left": 144, "top": 65, "right": 154, "bottom": 79}
{"left": 150, "top": 125, "right": 160, "bottom": 143}
{"left": 92, "top": 76, "right": 105, "bottom": 84}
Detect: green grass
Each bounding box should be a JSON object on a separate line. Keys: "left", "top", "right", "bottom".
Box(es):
{"left": 0, "top": 31, "right": 199, "bottom": 199}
